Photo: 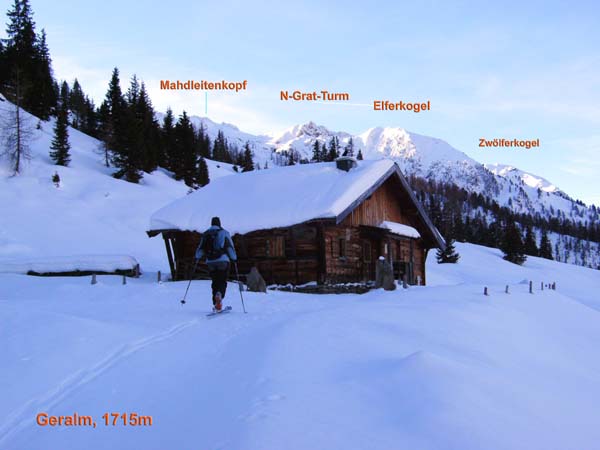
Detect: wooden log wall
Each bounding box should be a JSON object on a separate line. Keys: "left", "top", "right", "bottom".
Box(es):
{"left": 233, "top": 224, "right": 320, "bottom": 285}
{"left": 323, "top": 226, "right": 363, "bottom": 283}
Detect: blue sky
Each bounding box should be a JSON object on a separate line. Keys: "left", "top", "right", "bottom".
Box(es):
{"left": 5, "top": 0, "right": 600, "bottom": 205}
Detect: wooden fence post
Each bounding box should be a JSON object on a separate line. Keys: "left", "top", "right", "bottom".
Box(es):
{"left": 122, "top": 275, "right": 127, "bottom": 285}
{"left": 541, "top": 281, "right": 544, "bottom": 291}
{"left": 529, "top": 281, "right": 533, "bottom": 294}
{"left": 484, "top": 286, "right": 489, "bottom": 296}
{"left": 505, "top": 285, "right": 509, "bottom": 294}
{"left": 91, "top": 274, "right": 97, "bottom": 285}
{"left": 157, "top": 271, "right": 161, "bottom": 283}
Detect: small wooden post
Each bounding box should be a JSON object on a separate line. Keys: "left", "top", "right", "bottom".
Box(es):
{"left": 91, "top": 274, "right": 97, "bottom": 285}
{"left": 122, "top": 275, "right": 127, "bottom": 285}
{"left": 484, "top": 286, "right": 489, "bottom": 296}
{"left": 552, "top": 282, "right": 556, "bottom": 290}
{"left": 529, "top": 281, "right": 533, "bottom": 294}
{"left": 541, "top": 281, "right": 544, "bottom": 291}
{"left": 157, "top": 271, "right": 161, "bottom": 283}
{"left": 505, "top": 285, "right": 509, "bottom": 294}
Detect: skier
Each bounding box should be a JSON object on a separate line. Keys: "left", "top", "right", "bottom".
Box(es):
{"left": 195, "top": 217, "right": 238, "bottom": 312}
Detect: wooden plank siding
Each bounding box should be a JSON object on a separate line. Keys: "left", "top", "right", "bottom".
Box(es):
{"left": 341, "top": 176, "right": 416, "bottom": 228}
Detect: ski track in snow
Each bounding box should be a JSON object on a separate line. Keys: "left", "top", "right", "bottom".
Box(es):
{"left": 0, "top": 317, "right": 201, "bottom": 446}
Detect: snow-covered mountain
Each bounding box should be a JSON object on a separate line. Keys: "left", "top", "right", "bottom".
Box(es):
{"left": 177, "top": 116, "right": 596, "bottom": 226}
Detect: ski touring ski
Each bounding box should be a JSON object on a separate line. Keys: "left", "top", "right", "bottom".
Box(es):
{"left": 206, "top": 305, "right": 233, "bottom": 318}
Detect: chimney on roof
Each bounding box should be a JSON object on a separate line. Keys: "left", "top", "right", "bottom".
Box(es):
{"left": 335, "top": 156, "right": 358, "bottom": 172}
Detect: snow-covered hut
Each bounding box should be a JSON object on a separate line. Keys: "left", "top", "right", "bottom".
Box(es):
{"left": 147, "top": 158, "right": 445, "bottom": 286}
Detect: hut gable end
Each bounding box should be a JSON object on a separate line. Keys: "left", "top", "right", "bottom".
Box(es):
{"left": 340, "top": 176, "right": 413, "bottom": 228}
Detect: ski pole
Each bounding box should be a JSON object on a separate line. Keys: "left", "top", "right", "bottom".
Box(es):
{"left": 181, "top": 258, "right": 200, "bottom": 305}
{"left": 233, "top": 261, "right": 247, "bottom": 313}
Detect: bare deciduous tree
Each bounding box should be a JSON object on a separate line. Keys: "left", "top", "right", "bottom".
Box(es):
{"left": 1, "top": 70, "right": 34, "bottom": 175}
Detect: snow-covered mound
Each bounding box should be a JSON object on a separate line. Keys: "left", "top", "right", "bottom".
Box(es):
{"left": 1, "top": 243, "right": 599, "bottom": 449}
{"left": 0, "top": 254, "right": 139, "bottom": 275}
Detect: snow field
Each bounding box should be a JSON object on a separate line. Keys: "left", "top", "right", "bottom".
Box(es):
{"left": 1, "top": 243, "right": 600, "bottom": 449}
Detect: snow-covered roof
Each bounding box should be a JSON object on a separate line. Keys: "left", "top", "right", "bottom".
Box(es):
{"left": 379, "top": 221, "right": 421, "bottom": 239}
{"left": 149, "top": 159, "right": 445, "bottom": 249}
{"left": 150, "top": 160, "right": 395, "bottom": 235}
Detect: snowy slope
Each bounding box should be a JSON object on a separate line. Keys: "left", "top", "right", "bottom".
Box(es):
{"left": 1, "top": 243, "right": 600, "bottom": 449}
{"left": 0, "top": 101, "right": 234, "bottom": 271}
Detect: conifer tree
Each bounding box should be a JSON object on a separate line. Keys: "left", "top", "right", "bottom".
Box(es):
{"left": 102, "top": 68, "right": 141, "bottom": 182}
{"left": 343, "top": 137, "right": 354, "bottom": 157}
{"left": 539, "top": 230, "right": 553, "bottom": 260}
{"left": 69, "top": 78, "right": 85, "bottom": 128}
{"left": 523, "top": 226, "right": 539, "bottom": 256}
{"left": 197, "top": 155, "right": 210, "bottom": 187}
{"left": 357, "top": 148, "right": 364, "bottom": 160}
{"left": 327, "top": 136, "right": 339, "bottom": 161}
{"left": 242, "top": 141, "right": 254, "bottom": 172}
{"left": 312, "top": 140, "right": 321, "bottom": 162}
{"left": 196, "top": 122, "right": 211, "bottom": 158}
{"left": 161, "top": 107, "right": 176, "bottom": 171}
{"left": 436, "top": 238, "right": 460, "bottom": 263}
{"left": 135, "top": 81, "right": 160, "bottom": 172}
{"left": 501, "top": 222, "right": 527, "bottom": 265}
{"left": 33, "top": 29, "right": 56, "bottom": 118}
{"left": 49, "top": 100, "right": 70, "bottom": 166}
{"left": 1, "top": 1, "right": 56, "bottom": 118}
{"left": 59, "top": 80, "right": 69, "bottom": 108}
{"left": 212, "top": 130, "right": 228, "bottom": 162}
{"left": 82, "top": 95, "right": 97, "bottom": 137}
{"left": 99, "top": 67, "right": 126, "bottom": 155}
{"left": 452, "top": 213, "right": 465, "bottom": 242}
{"left": 174, "top": 111, "right": 196, "bottom": 186}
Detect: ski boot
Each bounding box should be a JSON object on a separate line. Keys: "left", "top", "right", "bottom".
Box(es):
{"left": 213, "top": 292, "right": 223, "bottom": 312}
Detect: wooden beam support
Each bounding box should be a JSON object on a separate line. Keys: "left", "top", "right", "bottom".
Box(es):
{"left": 163, "top": 234, "right": 176, "bottom": 281}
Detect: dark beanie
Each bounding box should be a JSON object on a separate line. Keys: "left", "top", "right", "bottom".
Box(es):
{"left": 211, "top": 216, "right": 221, "bottom": 227}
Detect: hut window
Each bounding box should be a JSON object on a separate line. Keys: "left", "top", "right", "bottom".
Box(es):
{"left": 338, "top": 238, "right": 346, "bottom": 258}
